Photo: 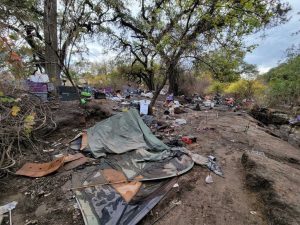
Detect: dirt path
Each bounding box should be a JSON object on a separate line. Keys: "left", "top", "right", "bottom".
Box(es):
{"left": 142, "top": 110, "right": 268, "bottom": 225}
{"left": 142, "top": 109, "right": 299, "bottom": 225}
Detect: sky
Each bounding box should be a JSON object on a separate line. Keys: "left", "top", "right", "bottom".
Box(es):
{"left": 244, "top": 0, "right": 300, "bottom": 73}
{"left": 85, "top": 0, "right": 300, "bottom": 74}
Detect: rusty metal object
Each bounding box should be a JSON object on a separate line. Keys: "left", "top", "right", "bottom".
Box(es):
{"left": 16, "top": 153, "right": 89, "bottom": 177}
{"left": 63, "top": 156, "right": 88, "bottom": 171}
{"left": 16, "top": 157, "right": 65, "bottom": 177}
{"left": 64, "top": 153, "right": 85, "bottom": 162}
{"left": 102, "top": 169, "right": 142, "bottom": 202}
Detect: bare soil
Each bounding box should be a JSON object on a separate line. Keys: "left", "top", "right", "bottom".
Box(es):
{"left": 0, "top": 100, "right": 299, "bottom": 225}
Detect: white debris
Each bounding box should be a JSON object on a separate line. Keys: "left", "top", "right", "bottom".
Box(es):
{"left": 205, "top": 174, "right": 213, "bottom": 184}
{"left": 175, "top": 119, "right": 187, "bottom": 125}
{"left": 0, "top": 201, "right": 17, "bottom": 215}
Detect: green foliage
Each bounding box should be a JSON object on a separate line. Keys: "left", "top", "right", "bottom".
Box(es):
{"left": 224, "top": 79, "right": 266, "bottom": 100}
{"left": 111, "top": 0, "right": 290, "bottom": 95}
{"left": 24, "top": 113, "right": 36, "bottom": 136}
{"left": 195, "top": 49, "right": 247, "bottom": 82}
{"left": 206, "top": 80, "right": 227, "bottom": 94}
{"left": 263, "top": 55, "right": 300, "bottom": 105}
{"left": 0, "top": 96, "right": 15, "bottom": 103}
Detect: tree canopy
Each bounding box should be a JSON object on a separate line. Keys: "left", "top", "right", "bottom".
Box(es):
{"left": 107, "top": 0, "right": 290, "bottom": 96}
{"left": 0, "top": 0, "right": 119, "bottom": 85}
{"left": 263, "top": 55, "right": 300, "bottom": 105}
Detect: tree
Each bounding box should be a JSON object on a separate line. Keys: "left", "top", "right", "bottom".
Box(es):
{"left": 263, "top": 55, "right": 300, "bottom": 106}
{"left": 193, "top": 49, "right": 248, "bottom": 83}
{"left": 123, "top": 51, "right": 157, "bottom": 91}
{"left": 44, "top": 0, "right": 60, "bottom": 86}
{"left": 0, "top": 0, "right": 118, "bottom": 89}
{"left": 110, "top": 0, "right": 290, "bottom": 101}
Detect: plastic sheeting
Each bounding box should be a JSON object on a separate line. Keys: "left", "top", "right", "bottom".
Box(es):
{"left": 86, "top": 109, "right": 170, "bottom": 158}
{"left": 73, "top": 165, "right": 177, "bottom": 225}
{"left": 72, "top": 146, "right": 193, "bottom": 225}
{"left": 69, "top": 109, "right": 195, "bottom": 225}
{"left": 104, "top": 148, "right": 194, "bottom": 181}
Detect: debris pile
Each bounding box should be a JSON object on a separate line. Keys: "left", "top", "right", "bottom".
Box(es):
{"left": 2, "top": 89, "right": 299, "bottom": 225}
{"left": 12, "top": 108, "right": 222, "bottom": 225}
{"left": 0, "top": 84, "right": 56, "bottom": 171}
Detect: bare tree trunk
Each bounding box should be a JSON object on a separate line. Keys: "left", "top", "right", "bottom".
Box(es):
{"left": 149, "top": 74, "right": 168, "bottom": 114}
{"left": 167, "top": 64, "right": 179, "bottom": 96}
{"left": 145, "top": 72, "right": 155, "bottom": 91}
{"left": 44, "top": 0, "right": 61, "bottom": 87}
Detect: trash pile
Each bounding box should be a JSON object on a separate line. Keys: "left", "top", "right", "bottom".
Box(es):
{"left": 11, "top": 108, "right": 224, "bottom": 225}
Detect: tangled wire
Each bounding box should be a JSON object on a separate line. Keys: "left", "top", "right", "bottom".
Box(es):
{"left": 0, "top": 84, "right": 57, "bottom": 172}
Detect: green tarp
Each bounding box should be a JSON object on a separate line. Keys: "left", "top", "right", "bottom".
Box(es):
{"left": 70, "top": 109, "right": 195, "bottom": 225}
{"left": 87, "top": 109, "right": 170, "bottom": 158}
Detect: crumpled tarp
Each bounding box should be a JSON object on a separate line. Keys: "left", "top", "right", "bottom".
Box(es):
{"left": 69, "top": 109, "right": 195, "bottom": 225}
{"left": 72, "top": 149, "right": 193, "bottom": 225}
{"left": 73, "top": 166, "right": 177, "bottom": 225}
{"left": 105, "top": 147, "right": 194, "bottom": 181}
{"left": 86, "top": 109, "right": 170, "bottom": 158}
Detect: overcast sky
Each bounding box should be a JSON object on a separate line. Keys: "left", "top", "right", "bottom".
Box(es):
{"left": 86, "top": 0, "right": 300, "bottom": 74}
{"left": 244, "top": 0, "right": 300, "bottom": 73}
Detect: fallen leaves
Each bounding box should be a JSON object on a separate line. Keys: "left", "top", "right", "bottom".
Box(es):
{"left": 11, "top": 105, "right": 20, "bottom": 116}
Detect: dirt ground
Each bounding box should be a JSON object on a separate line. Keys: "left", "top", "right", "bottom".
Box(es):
{"left": 0, "top": 99, "right": 299, "bottom": 225}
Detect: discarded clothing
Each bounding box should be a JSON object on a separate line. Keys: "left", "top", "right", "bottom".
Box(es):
{"left": 141, "top": 115, "right": 155, "bottom": 127}
{"left": 207, "top": 155, "right": 223, "bottom": 177}
{"left": 186, "top": 151, "right": 224, "bottom": 176}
